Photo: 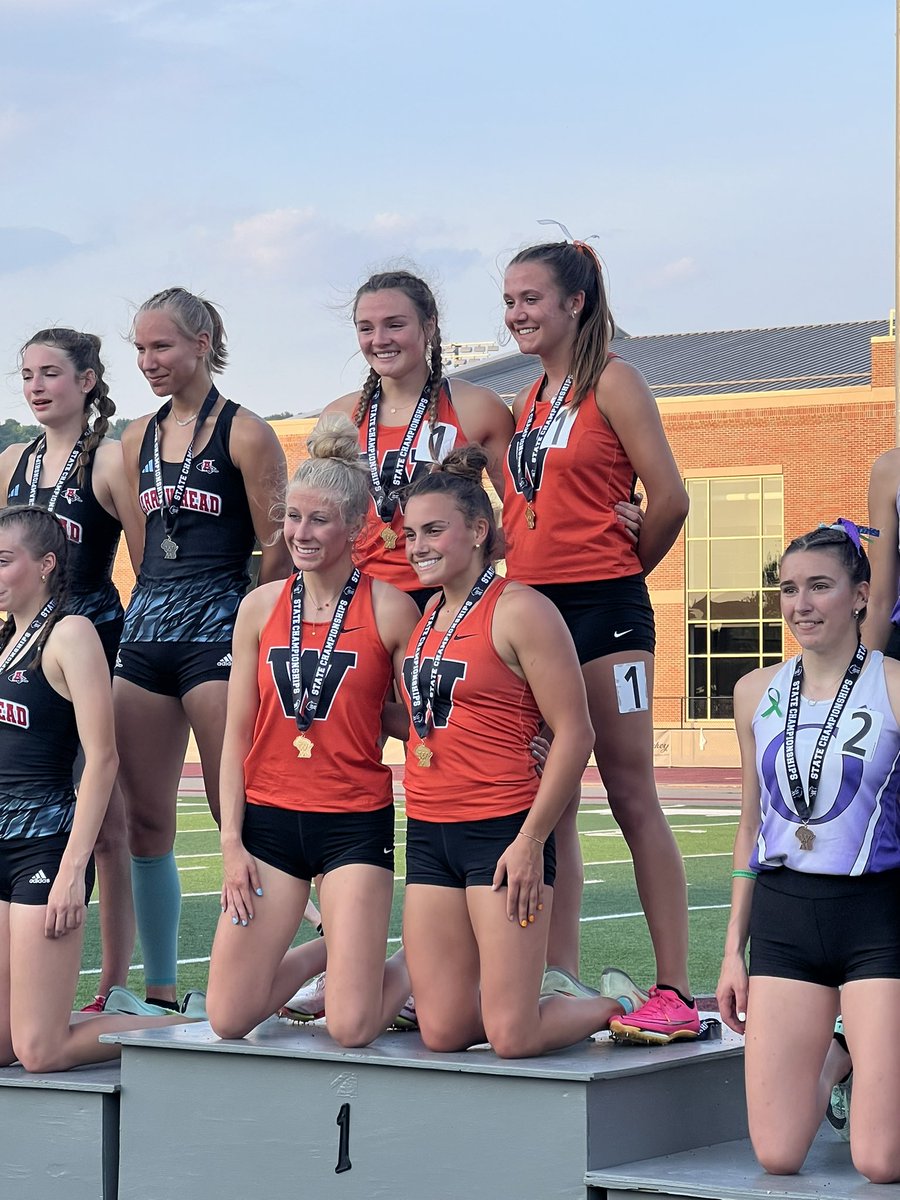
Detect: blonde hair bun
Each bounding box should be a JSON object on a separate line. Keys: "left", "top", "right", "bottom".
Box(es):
{"left": 306, "top": 412, "right": 361, "bottom": 464}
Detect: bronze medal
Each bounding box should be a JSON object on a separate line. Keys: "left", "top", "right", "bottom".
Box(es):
{"left": 525, "top": 502, "right": 536, "bottom": 530}
{"left": 293, "top": 733, "right": 314, "bottom": 759}
{"left": 414, "top": 742, "right": 433, "bottom": 769}
{"left": 381, "top": 526, "right": 398, "bottom": 549}
{"left": 161, "top": 535, "right": 179, "bottom": 560}
{"left": 795, "top": 825, "right": 815, "bottom": 852}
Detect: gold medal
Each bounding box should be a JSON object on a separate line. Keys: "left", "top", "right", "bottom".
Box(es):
{"left": 414, "top": 742, "right": 433, "bottom": 768}
{"left": 795, "top": 825, "right": 815, "bottom": 851}
{"left": 381, "top": 526, "right": 398, "bottom": 549}
{"left": 525, "top": 503, "right": 536, "bottom": 530}
{"left": 293, "top": 733, "right": 314, "bottom": 759}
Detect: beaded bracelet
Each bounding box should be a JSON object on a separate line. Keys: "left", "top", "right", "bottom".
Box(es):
{"left": 732, "top": 869, "right": 757, "bottom": 880}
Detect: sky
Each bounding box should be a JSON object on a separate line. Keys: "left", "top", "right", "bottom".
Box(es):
{"left": 0, "top": 0, "right": 894, "bottom": 421}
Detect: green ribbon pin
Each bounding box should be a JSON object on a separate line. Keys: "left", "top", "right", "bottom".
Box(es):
{"left": 762, "top": 687, "right": 782, "bottom": 718}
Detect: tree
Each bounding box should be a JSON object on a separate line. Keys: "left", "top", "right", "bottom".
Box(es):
{"left": 264, "top": 411, "right": 294, "bottom": 421}
{"left": 0, "top": 419, "right": 40, "bottom": 452}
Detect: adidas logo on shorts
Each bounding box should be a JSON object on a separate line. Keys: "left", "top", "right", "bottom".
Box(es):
{"left": 217, "top": 654, "right": 233, "bottom": 668}
{"left": 28, "top": 869, "right": 50, "bottom": 885}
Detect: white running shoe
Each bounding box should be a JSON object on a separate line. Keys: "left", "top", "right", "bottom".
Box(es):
{"left": 278, "top": 972, "right": 326, "bottom": 1022}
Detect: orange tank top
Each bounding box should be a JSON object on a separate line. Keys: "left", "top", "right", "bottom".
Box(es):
{"left": 502, "top": 375, "right": 642, "bottom": 584}
{"left": 243, "top": 572, "right": 393, "bottom": 813}
{"left": 401, "top": 577, "right": 542, "bottom": 822}
{"left": 356, "top": 382, "right": 465, "bottom": 591}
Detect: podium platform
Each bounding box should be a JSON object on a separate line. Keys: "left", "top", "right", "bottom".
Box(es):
{"left": 0, "top": 1062, "right": 120, "bottom": 1200}
{"left": 104, "top": 1019, "right": 747, "bottom": 1200}
{"left": 585, "top": 1127, "right": 894, "bottom": 1200}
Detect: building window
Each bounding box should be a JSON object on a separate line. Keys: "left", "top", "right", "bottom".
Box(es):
{"left": 686, "top": 475, "right": 783, "bottom": 721}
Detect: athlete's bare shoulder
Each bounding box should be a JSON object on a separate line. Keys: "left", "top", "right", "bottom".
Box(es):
{"left": 318, "top": 393, "right": 359, "bottom": 421}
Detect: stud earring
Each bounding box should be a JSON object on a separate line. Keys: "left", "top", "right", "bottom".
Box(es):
{"left": 852, "top": 609, "right": 860, "bottom": 618}
{"left": 40, "top": 574, "right": 46, "bottom": 583}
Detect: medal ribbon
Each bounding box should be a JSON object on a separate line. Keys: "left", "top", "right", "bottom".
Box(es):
{"left": 152, "top": 384, "right": 220, "bottom": 545}
{"left": 28, "top": 436, "right": 85, "bottom": 510}
{"left": 512, "top": 375, "right": 573, "bottom": 502}
{"left": 0, "top": 599, "right": 56, "bottom": 673}
{"left": 365, "top": 382, "right": 432, "bottom": 523}
{"left": 782, "top": 641, "right": 867, "bottom": 822}
{"left": 408, "top": 564, "right": 496, "bottom": 739}
{"left": 289, "top": 568, "right": 361, "bottom": 732}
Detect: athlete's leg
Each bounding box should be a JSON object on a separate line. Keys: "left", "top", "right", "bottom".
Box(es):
{"left": 91, "top": 779, "right": 136, "bottom": 997}
{"left": 0, "top": 901, "right": 12, "bottom": 1065}
{"left": 8, "top": 905, "right": 183, "bottom": 1071}
{"left": 403, "top": 883, "right": 485, "bottom": 1052}
{"left": 841, "top": 979, "right": 900, "bottom": 1184}
{"left": 206, "top": 860, "right": 311, "bottom": 1040}
{"left": 181, "top": 679, "right": 230, "bottom": 828}
{"left": 584, "top": 650, "right": 690, "bottom": 995}
{"left": 316, "top": 864, "right": 409, "bottom": 1047}
{"left": 467, "top": 886, "right": 623, "bottom": 1058}
{"left": 743, "top": 975, "right": 837, "bottom": 1174}
{"left": 114, "top": 677, "right": 190, "bottom": 1005}
{"left": 545, "top": 792, "right": 582, "bottom": 974}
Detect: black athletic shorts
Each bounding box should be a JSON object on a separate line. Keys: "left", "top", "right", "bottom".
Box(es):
{"left": 749, "top": 866, "right": 900, "bottom": 986}
{"left": 0, "top": 832, "right": 95, "bottom": 906}
{"left": 114, "top": 640, "right": 233, "bottom": 698}
{"left": 406, "top": 809, "right": 556, "bottom": 889}
{"left": 242, "top": 802, "right": 395, "bottom": 881}
{"left": 531, "top": 574, "right": 655, "bottom": 664}
{"left": 95, "top": 615, "right": 124, "bottom": 677}
{"left": 885, "top": 623, "right": 900, "bottom": 662}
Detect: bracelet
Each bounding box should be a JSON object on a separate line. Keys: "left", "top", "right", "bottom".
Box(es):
{"left": 732, "top": 869, "right": 758, "bottom": 880}
{"left": 518, "top": 830, "right": 545, "bottom": 847}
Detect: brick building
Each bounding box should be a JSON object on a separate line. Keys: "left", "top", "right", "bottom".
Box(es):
{"left": 111, "top": 319, "right": 896, "bottom": 766}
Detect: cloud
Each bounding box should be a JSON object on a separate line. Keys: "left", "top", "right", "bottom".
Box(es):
{"left": 0, "top": 107, "right": 27, "bottom": 145}
{"left": 0, "top": 228, "right": 81, "bottom": 276}
{"left": 647, "top": 256, "right": 700, "bottom": 288}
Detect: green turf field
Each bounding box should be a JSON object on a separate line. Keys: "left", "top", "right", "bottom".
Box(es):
{"left": 74, "top": 789, "right": 740, "bottom": 1008}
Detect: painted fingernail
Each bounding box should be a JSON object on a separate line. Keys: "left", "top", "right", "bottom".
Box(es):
{"left": 220, "top": 904, "right": 225, "bottom": 912}
{"left": 241, "top": 919, "right": 248, "bottom": 927}
{"left": 232, "top": 916, "right": 238, "bottom": 924}
{"left": 528, "top": 914, "right": 535, "bottom": 923}
{"left": 738, "top": 1011, "right": 746, "bottom": 1022}
{"left": 256, "top": 887, "right": 263, "bottom": 896}
{"left": 520, "top": 919, "right": 528, "bottom": 928}
{"left": 537, "top": 903, "right": 544, "bottom": 911}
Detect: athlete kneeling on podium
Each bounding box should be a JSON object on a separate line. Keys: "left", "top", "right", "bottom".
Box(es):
{"left": 0, "top": 505, "right": 182, "bottom": 1071}
{"left": 399, "top": 447, "right": 644, "bottom": 1058}
{"left": 717, "top": 521, "right": 900, "bottom": 1183}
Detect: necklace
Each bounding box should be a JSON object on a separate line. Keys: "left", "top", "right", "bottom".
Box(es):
{"left": 304, "top": 589, "right": 341, "bottom": 612}
{"left": 172, "top": 412, "right": 199, "bottom": 427}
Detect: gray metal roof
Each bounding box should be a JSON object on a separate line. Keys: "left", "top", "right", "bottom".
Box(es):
{"left": 450, "top": 320, "right": 890, "bottom": 400}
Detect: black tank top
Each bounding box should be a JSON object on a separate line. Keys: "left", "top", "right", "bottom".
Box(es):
{"left": 136, "top": 400, "right": 256, "bottom": 584}
{"left": 7, "top": 440, "right": 123, "bottom": 626}
{"left": 0, "top": 642, "right": 78, "bottom": 839}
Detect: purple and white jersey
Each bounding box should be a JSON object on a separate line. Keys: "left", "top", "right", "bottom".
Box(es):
{"left": 751, "top": 651, "right": 900, "bottom": 875}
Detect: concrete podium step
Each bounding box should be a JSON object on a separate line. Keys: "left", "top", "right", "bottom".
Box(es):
{"left": 103, "top": 1019, "right": 746, "bottom": 1200}
{"left": 0, "top": 1061, "right": 120, "bottom": 1200}
{"left": 584, "top": 1127, "right": 894, "bottom": 1200}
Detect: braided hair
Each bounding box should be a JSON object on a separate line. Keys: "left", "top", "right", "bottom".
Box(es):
{"left": 507, "top": 240, "right": 614, "bottom": 409}
{"left": 21, "top": 329, "right": 115, "bottom": 488}
{"left": 404, "top": 444, "right": 502, "bottom": 566}
{"left": 0, "top": 505, "right": 69, "bottom": 670}
{"left": 351, "top": 271, "right": 443, "bottom": 450}
{"left": 132, "top": 287, "right": 228, "bottom": 375}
